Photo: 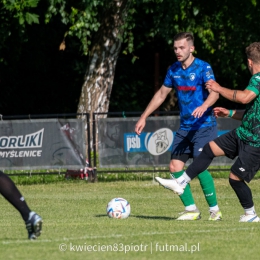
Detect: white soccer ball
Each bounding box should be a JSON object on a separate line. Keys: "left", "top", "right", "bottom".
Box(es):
{"left": 106, "top": 198, "right": 131, "bottom": 219}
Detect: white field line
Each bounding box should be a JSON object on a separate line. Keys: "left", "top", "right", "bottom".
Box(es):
{"left": 1, "top": 227, "right": 258, "bottom": 245}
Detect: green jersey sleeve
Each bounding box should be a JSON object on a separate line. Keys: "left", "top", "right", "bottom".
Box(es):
{"left": 246, "top": 73, "right": 260, "bottom": 95}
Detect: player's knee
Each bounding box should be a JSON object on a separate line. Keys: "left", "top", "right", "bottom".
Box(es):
{"left": 229, "top": 177, "right": 238, "bottom": 186}
{"left": 229, "top": 178, "right": 247, "bottom": 195}
{"left": 169, "top": 162, "right": 177, "bottom": 172}
{"left": 169, "top": 160, "right": 184, "bottom": 172}
{"left": 229, "top": 177, "right": 244, "bottom": 187}
{"left": 201, "top": 143, "right": 215, "bottom": 159}
{"left": 229, "top": 172, "right": 242, "bottom": 181}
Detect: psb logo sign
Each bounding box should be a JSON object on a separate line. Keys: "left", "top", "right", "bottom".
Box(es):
{"left": 145, "top": 128, "right": 173, "bottom": 155}
{"left": 125, "top": 135, "right": 141, "bottom": 151}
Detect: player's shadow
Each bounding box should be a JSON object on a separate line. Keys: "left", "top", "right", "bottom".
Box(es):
{"left": 95, "top": 214, "right": 176, "bottom": 220}
{"left": 95, "top": 214, "right": 108, "bottom": 217}
{"left": 133, "top": 215, "right": 176, "bottom": 220}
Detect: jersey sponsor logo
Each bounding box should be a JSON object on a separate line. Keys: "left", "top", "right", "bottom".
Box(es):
{"left": 177, "top": 86, "right": 196, "bottom": 91}
{"left": 189, "top": 73, "right": 196, "bottom": 81}
{"left": 174, "top": 75, "right": 181, "bottom": 78}
{"left": 207, "top": 66, "right": 211, "bottom": 69}
{"left": 255, "top": 76, "right": 260, "bottom": 80}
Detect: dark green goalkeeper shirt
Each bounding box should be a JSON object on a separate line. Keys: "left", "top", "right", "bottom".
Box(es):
{"left": 236, "top": 72, "right": 260, "bottom": 147}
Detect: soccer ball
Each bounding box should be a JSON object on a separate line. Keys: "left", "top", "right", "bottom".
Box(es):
{"left": 106, "top": 198, "right": 131, "bottom": 219}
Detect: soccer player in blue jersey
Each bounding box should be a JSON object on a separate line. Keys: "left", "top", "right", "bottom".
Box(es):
{"left": 135, "top": 32, "right": 222, "bottom": 220}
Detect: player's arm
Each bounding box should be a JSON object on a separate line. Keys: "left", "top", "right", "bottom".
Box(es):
{"left": 135, "top": 85, "right": 172, "bottom": 135}
{"left": 213, "top": 107, "right": 245, "bottom": 121}
{"left": 192, "top": 89, "right": 219, "bottom": 118}
{"left": 206, "top": 79, "right": 257, "bottom": 104}
{"left": 202, "top": 88, "right": 219, "bottom": 108}
{"left": 192, "top": 63, "right": 219, "bottom": 118}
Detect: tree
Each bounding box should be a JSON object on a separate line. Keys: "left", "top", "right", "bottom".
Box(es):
{"left": 76, "top": 0, "right": 131, "bottom": 115}
{"left": 1, "top": 0, "right": 260, "bottom": 114}
{"left": 72, "top": 0, "right": 260, "bottom": 115}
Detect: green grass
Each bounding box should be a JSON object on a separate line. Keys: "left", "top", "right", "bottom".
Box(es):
{"left": 1, "top": 178, "right": 260, "bottom": 260}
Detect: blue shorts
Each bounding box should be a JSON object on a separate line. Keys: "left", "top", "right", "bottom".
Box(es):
{"left": 171, "top": 126, "right": 217, "bottom": 162}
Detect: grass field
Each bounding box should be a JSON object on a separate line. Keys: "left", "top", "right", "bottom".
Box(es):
{"left": 1, "top": 177, "right": 260, "bottom": 260}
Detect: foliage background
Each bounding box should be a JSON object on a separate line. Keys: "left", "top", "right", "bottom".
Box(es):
{"left": 0, "top": 0, "right": 259, "bottom": 115}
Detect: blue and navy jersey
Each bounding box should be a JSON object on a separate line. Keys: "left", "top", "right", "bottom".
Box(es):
{"left": 163, "top": 57, "right": 217, "bottom": 130}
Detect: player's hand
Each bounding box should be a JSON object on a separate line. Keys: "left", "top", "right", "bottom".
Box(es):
{"left": 205, "top": 79, "right": 221, "bottom": 92}
{"left": 135, "top": 118, "right": 146, "bottom": 135}
{"left": 213, "top": 107, "right": 229, "bottom": 118}
{"left": 192, "top": 104, "right": 208, "bottom": 118}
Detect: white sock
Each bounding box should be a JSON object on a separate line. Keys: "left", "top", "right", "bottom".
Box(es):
{"left": 209, "top": 205, "right": 219, "bottom": 212}
{"left": 176, "top": 171, "right": 190, "bottom": 188}
{"left": 185, "top": 205, "right": 197, "bottom": 211}
{"left": 245, "top": 206, "right": 256, "bottom": 215}
{"left": 183, "top": 172, "right": 191, "bottom": 182}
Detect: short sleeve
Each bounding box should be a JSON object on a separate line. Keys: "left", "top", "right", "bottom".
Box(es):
{"left": 246, "top": 74, "right": 260, "bottom": 96}
{"left": 202, "top": 62, "right": 215, "bottom": 83}
{"left": 163, "top": 68, "right": 174, "bottom": 88}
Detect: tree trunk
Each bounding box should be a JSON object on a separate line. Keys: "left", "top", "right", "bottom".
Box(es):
{"left": 77, "top": 0, "right": 130, "bottom": 155}
{"left": 78, "top": 0, "right": 130, "bottom": 115}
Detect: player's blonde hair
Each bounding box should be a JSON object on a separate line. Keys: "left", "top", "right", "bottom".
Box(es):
{"left": 246, "top": 42, "right": 260, "bottom": 64}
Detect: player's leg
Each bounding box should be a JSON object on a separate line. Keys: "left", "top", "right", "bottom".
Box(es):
{"left": 156, "top": 129, "right": 201, "bottom": 220}
{"left": 197, "top": 170, "right": 222, "bottom": 220}
{"left": 229, "top": 175, "right": 259, "bottom": 222}
{"left": 156, "top": 132, "right": 233, "bottom": 203}
{"left": 0, "top": 171, "right": 43, "bottom": 239}
{"left": 229, "top": 141, "right": 260, "bottom": 222}
{"left": 192, "top": 126, "right": 222, "bottom": 220}
{"left": 170, "top": 159, "right": 201, "bottom": 220}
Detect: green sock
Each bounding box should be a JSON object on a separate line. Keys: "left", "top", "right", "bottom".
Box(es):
{"left": 197, "top": 170, "right": 218, "bottom": 207}
{"left": 171, "top": 171, "right": 195, "bottom": 207}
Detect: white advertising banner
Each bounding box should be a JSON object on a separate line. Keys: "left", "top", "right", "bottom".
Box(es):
{"left": 0, "top": 119, "right": 86, "bottom": 170}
